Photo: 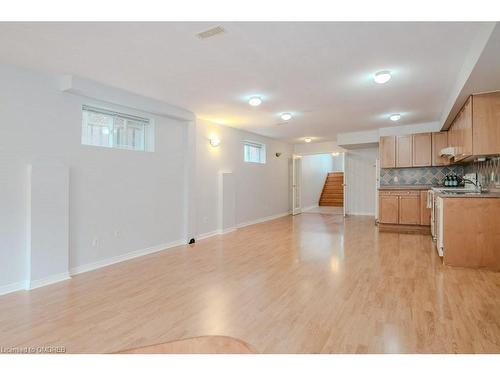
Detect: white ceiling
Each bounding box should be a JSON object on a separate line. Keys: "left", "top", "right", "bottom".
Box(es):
{"left": 0, "top": 22, "right": 489, "bottom": 143}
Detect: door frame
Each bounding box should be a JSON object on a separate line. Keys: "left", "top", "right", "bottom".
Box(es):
{"left": 292, "top": 155, "right": 302, "bottom": 215}
{"left": 292, "top": 150, "right": 347, "bottom": 215}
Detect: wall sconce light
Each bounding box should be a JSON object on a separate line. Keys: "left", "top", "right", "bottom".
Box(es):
{"left": 275, "top": 152, "right": 282, "bottom": 157}
{"left": 209, "top": 135, "right": 221, "bottom": 147}
{"left": 332, "top": 152, "right": 340, "bottom": 156}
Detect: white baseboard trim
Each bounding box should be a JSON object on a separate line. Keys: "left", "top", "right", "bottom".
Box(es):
{"left": 0, "top": 280, "right": 28, "bottom": 296}
{"left": 236, "top": 211, "right": 290, "bottom": 229}
{"left": 346, "top": 212, "right": 375, "bottom": 216}
{"left": 196, "top": 211, "right": 291, "bottom": 241}
{"left": 69, "top": 239, "right": 185, "bottom": 276}
{"left": 196, "top": 227, "right": 237, "bottom": 241}
{"left": 302, "top": 204, "right": 319, "bottom": 212}
{"left": 196, "top": 229, "right": 221, "bottom": 241}
{"left": 28, "top": 272, "right": 71, "bottom": 290}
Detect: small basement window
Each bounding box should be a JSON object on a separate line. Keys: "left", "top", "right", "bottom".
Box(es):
{"left": 81, "top": 105, "right": 154, "bottom": 151}
{"left": 243, "top": 141, "right": 266, "bottom": 164}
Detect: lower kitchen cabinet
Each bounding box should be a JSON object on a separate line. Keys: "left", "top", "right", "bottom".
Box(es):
{"left": 420, "top": 190, "right": 431, "bottom": 226}
{"left": 379, "top": 194, "right": 399, "bottom": 224}
{"left": 442, "top": 197, "right": 500, "bottom": 271}
{"left": 378, "top": 189, "right": 429, "bottom": 232}
{"left": 399, "top": 193, "right": 420, "bottom": 225}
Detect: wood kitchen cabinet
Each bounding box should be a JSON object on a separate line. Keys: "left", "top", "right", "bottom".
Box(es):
{"left": 378, "top": 190, "right": 425, "bottom": 230}
{"left": 473, "top": 91, "right": 500, "bottom": 156}
{"left": 396, "top": 135, "right": 412, "bottom": 168}
{"left": 412, "top": 133, "right": 432, "bottom": 167}
{"left": 448, "top": 96, "right": 473, "bottom": 162}
{"left": 432, "top": 131, "right": 449, "bottom": 166}
{"left": 379, "top": 136, "right": 396, "bottom": 168}
{"left": 399, "top": 192, "right": 420, "bottom": 225}
{"left": 379, "top": 193, "right": 399, "bottom": 224}
{"left": 420, "top": 190, "right": 431, "bottom": 226}
{"left": 443, "top": 197, "right": 500, "bottom": 271}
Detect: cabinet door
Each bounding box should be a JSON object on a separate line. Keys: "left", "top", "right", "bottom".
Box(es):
{"left": 420, "top": 190, "right": 431, "bottom": 226}
{"left": 432, "top": 132, "right": 449, "bottom": 166}
{"left": 412, "top": 133, "right": 432, "bottom": 167}
{"left": 399, "top": 194, "right": 420, "bottom": 225}
{"left": 379, "top": 195, "right": 399, "bottom": 224}
{"left": 396, "top": 135, "right": 413, "bottom": 167}
{"left": 379, "top": 136, "right": 396, "bottom": 168}
{"left": 473, "top": 92, "right": 500, "bottom": 156}
{"left": 454, "top": 98, "right": 472, "bottom": 161}
{"left": 462, "top": 97, "right": 473, "bottom": 158}
{"left": 448, "top": 118, "right": 456, "bottom": 154}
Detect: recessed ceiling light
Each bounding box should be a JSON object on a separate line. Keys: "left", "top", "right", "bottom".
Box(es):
{"left": 248, "top": 96, "right": 262, "bottom": 106}
{"left": 374, "top": 70, "right": 392, "bottom": 84}
{"left": 389, "top": 114, "right": 401, "bottom": 122}
{"left": 281, "top": 113, "right": 293, "bottom": 121}
{"left": 304, "top": 138, "right": 312, "bottom": 143}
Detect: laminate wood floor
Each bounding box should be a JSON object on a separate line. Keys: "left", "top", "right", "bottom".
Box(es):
{"left": 1, "top": 214, "right": 500, "bottom": 353}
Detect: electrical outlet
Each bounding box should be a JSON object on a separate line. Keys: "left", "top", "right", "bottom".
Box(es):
{"left": 394, "top": 176, "right": 399, "bottom": 183}
{"left": 92, "top": 238, "right": 98, "bottom": 247}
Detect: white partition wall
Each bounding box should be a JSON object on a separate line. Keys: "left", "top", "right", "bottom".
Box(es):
{"left": 27, "top": 159, "right": 70, "bottom": 289}
{"left": 219, "top": 172, "right": 236, "bottom": 233}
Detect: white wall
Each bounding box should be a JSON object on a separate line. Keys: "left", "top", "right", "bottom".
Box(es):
{"left": 0, "top": 63, "right": 188, "bottom": 291}
{"left": 293, "top": 140, "right": 345, "bottom": 155}
{"left": 0, "top": 63, "right": 295, "bottom": 294}
{"left": 344, "top": 147, "right": 378, "bottom": 216}
{"left": 332, "top": 153, "right": 344, "bottom": 172}
{"left": 300, "top": 154, "right": 332, "bottom": 209}
{"left": 337, "top": 122, "right": 441, "bottom": 149}
{"left": 195, "top": 119, "right": 292, "bottom": 236}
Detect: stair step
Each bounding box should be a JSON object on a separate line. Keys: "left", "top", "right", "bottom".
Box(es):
{"left": 319, "top": 172, "right": 344, "bottom": 206}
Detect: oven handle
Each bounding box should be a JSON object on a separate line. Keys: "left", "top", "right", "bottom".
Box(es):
{"left": 426, "top": 190, "right": 433, "bottom": 209}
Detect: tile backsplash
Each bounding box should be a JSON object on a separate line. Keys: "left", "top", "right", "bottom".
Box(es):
{"left": 380, "top": 165, "right": 465, "bottom": 186}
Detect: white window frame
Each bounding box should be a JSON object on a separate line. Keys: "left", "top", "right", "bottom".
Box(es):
{"left": 243, "top": 140, "right": 266, "bottom": 164}
{"left": 81, "top": 105, "right": 155, "bottom": 152}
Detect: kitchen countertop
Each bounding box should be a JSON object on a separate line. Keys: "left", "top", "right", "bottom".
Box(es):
{"left": 437, "top": 191, "right": 500, "bottom": 199}
{"left": 378, "top": 185, "right": 434, "bottom": 190}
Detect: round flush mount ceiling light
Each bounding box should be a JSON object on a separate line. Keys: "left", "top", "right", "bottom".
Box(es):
{"left": 374, "top": 70, "right": 392, "bottom": 84}
{"left": 280, "top": 113, "right": 293, "bottom": 121}
{"left": 389, "top": 113, "right": 402, "bottom": 122}
{"left": 332, "top": 152, "right": 340, "bottom": 156}
{"left": 248, "top": 96, "right": 262, "bottom": 106}
{"left": 304, "top": 138, "right": 312, "bottom": 143}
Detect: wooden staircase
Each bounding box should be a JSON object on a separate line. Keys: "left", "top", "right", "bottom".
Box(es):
{"left": 319, "top": 172, "right": 344, "bottom": 207}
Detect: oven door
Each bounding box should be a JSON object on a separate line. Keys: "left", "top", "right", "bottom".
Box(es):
{"left": 436, "top": 197, "right": 444, "bottom": 257}
{"left": 429, "top": 190, "right": 437, "bottom": 240}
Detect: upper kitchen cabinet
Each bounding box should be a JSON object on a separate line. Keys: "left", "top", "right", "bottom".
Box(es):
{"left": 380, "top": 136, "right": 396, "bottom": 168}
{"left": 432, "top": 132, "right": 449, "bottom": 166}
{"left": 412, "top": 133, "right": 432, "bottom": 167}
{"left": 396, "top": 135, "right": 412, "bottom": 167}
{"left": 447, "top": 96, "right": 473, "bottom": 162}
{"left": 473, "top": 92, "right": 500, "bottom": 156}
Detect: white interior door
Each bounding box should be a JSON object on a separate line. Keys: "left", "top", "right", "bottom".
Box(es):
{"left": 292, "top": 156, "right": 302, "bottom": 215}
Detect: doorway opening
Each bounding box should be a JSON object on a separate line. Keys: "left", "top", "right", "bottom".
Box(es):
{"left": 292, "top": 152, "right": 345, "bottom": 216}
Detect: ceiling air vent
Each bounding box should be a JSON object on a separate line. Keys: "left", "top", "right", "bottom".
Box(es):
{"left": 196, "top": 25, "right": 226, "bottom": 40}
